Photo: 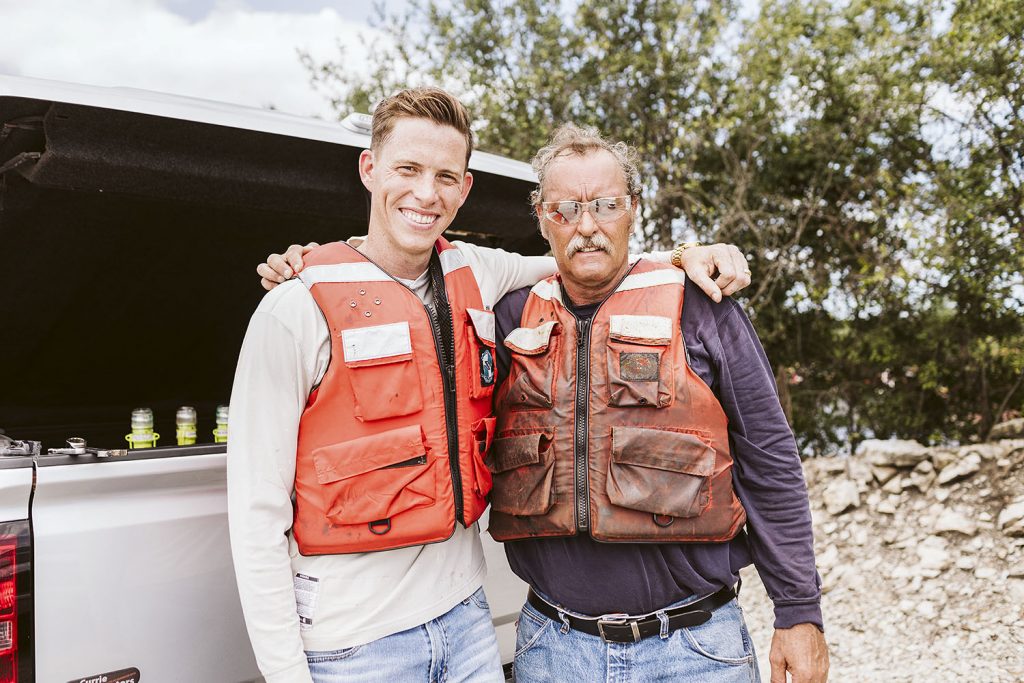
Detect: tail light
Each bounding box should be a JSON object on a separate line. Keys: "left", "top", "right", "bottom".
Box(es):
{"left": 0, "top": 521, "right": 31, "bottom": 683}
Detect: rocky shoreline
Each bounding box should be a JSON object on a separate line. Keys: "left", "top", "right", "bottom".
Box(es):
{"left": 739, "top": 422, "right": 1024, "bottom": 682}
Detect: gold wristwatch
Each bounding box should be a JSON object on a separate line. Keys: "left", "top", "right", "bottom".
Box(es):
{"left": 670, "top": 241, "right": 702, "bottom": 268}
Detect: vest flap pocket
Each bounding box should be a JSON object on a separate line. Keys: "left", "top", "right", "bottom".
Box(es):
{"left": 340, "top": 321, "right": 423, "bottom": 420}
{"left": 610, "top": 427, "right": 714, "bottom": 476}
{"left": 608, "top": 427, "right": 713, "bottom": 519}
{"left": 485, "top": 432, "right": 550, "bottom": 473}
{"left": 467, "top": 308, "right": 496, "bottom": 348}
{"left": 487, "top": 431, "right": 555, "bottom": 517}
{"left": 504, "top": 320, "right": 559, "bottom": 356}
{"left": 313, "top": 424, "right": 426, "bottom": 484}
{"left": 312, "top": 425, "right": 436, "bottom": 526}
{"left": 342, "top": 321, "right": 414, "bottom": 368}
{"left": 608, "top": 315, "right": 673, "bottom": 345}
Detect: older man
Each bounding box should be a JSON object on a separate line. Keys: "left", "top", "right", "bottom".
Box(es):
{"left": 488, "top": 124, "right": 829, "bottom": 683}
{"left": 236, "top": 88, "right": 751, "bottom": 683}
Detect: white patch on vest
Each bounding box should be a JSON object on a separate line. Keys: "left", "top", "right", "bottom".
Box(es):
{"left": 609, "top": 315, "right": 673, "bottom": 344}
{"left": 299, "top": 262, "right": 391, "bottom": 288}
{"left": 616, "top": 269, "right": 686, "bottom": 293}
{"left": 341, "top": 322, "right": 412, "bottom": 362}
{"left": 467, "top": 308, "right": 496, "bottom": 344}
{"left": 504, "top": 320, "right": 558, "bottom": 354}
{"left": 529, "top": 279, "right": 563, "bottom": 303}
{"left": 294, "top": 573, "right": 320, "bottom": 631}
{"left": 439, "top": 248, "right": 469, "bottom": 275}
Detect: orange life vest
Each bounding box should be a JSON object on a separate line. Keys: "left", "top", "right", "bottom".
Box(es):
{"left": 487, "top": 259, "right": 746, "bottom": 543}
{"left": 293, "top": 238, "right": 496, "bottom": 554}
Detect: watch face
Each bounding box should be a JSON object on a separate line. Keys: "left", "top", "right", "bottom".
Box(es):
{"left": 480, "top": 347, "right": 495, "bottom": 386}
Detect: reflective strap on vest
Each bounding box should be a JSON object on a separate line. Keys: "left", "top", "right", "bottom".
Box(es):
{"left": 298, "top": 262, "right": 392, "bottom": 287}
{"left": 615, "top": 269, "right": 686, "bottom": 293}
{"left": 528, "top": 279, "right": 563, "bottom": 303}
{"left": 438, "top": 248, "right": 469, "bottom": 276}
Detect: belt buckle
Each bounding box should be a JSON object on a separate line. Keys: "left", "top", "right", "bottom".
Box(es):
{"left": 596, "top": 614, "right": 640, "bottom": 643}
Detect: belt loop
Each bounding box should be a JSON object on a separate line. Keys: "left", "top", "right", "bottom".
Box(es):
{"left": 657, "top": 611, "right": 669, "bottom": 639}
{"left": 558, "top": 611, "right": 571, "bottom": 635}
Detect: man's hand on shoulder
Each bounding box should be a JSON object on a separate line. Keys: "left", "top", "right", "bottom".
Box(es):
{"left": 678, "top": 244, "right": 751, "bottom": 303}
{"left": 769, "top": 622, "right": 829, "bottom": 683}
{"left": 258, "top": 242, "right": 319, "bottom": 291}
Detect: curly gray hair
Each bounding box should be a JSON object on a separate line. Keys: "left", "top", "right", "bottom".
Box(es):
{"left": 529, "top": 123, "right": 642, "bottom": 206}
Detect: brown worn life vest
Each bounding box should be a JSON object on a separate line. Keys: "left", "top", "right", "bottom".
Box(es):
{"left": 487, "top": 259, "right": 746, "bottom": 543}
{"left": 293, "top": 238, "right": 496, "bottom": 554}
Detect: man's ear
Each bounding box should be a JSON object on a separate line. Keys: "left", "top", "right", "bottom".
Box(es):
{"left": 535, "top": 206, "right": 549, "bottom": 240}
{"left": 358, "top": 149, "right": 375, "bottom": 191}
{"left": 457, "top": 171, "right": 474, "bottom": 207}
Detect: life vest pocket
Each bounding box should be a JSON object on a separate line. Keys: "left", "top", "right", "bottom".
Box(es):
{"left": 606, "top": 314, "right": 678, "bottom": 408}
{"left": 503, "top": 321, "right": 560, "bottom": 410}
{"left": 485, "top": 430, "right": 555, "bottom": 516}
{"left": 607, "top": 426, "right": 714, "bottom": 518}
{"left": 463, "top": 416, "right": 497, "bottom": 524}
{"left": 341, "top": 322, "right": 425, "bottom": 421}
{"left": 311, "top": 424, "right": 436, "bottom": 525}
{"left": 466, "top": 309, "right": 498, "bottom": 401}
{"left": 470, "top": 416, "right": 497, "bottom": 497}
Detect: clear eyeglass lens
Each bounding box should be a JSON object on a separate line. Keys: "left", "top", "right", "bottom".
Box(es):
{"left": 543, "top": 196, "right": 629, "bottom": 225}
{"left": 552, "top": 201, "right": 580, "bottom": 224}
{"left": 594, "top": 197, "right": 626, "bottom": 219}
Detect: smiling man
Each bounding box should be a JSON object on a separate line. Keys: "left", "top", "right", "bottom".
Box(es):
{"left": 229, "top": 88, "right": 752, "bottom": 683}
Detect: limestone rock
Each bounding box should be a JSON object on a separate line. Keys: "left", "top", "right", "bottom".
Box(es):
{"left": 882, "top": 476, "right": 905, "bottom": 494}
{"left": 910, "top": 460, "right": 937, "bottom": 492}
{"left": 956, "top": 556, "right": 977, "bottom": 570}
{"left": 998, "top": 499, "right": 1024, "bottom": 536}
{"left": 937, "top": 453, "right": 982, "bottom": 485}
{"left": 824, "top": 478, "right": 861, "bottom": 516}
{"left": 990, "top": 418, "right": 1024, "bottom": 440}
{"left": 857, "top": 438, "right": 931, "bottom": 468}
{"left": 872, "top": 465, "right": 899, "bottom": 485}
{"left": 917, "top": 536, "right": 951, "bottom": 572}
{"left": 935, "top": 509, "right": 978, "bottom": 536}
{"left": 847, "top": 458, "right": 874, "bottom": 486}
{"left": 931, "top": 448, "right": 959, "bottom": 472}
{"left": 877, "top": 500, "right": 897, "bottom": 515}
{"left": 821, "top": 457, "right": 848, "bottom": 474}
{"left": 974, "top": 566, "right": 998, "bottom": 580}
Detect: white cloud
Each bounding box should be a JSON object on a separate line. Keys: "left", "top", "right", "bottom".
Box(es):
{"left": 0, "top": 0, "right": 375, "bottom": 118}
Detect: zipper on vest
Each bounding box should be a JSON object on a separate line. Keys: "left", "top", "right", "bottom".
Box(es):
{"left": 426, "top": 289, "right": 464, "bottom": 525}
{"left": 562, "top": 262, "right": 641, "bottom": 533}
{"left": 572, "top": 316, "right": 592, "bottom": 531}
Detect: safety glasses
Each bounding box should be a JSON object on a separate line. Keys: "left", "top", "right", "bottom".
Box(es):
{"left": 539, "top": 195, "right": 633, "bottom": 226}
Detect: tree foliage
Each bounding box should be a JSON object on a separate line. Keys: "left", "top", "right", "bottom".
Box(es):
{"left": 303, "top": 0, "right": 1024, "bottom": 452}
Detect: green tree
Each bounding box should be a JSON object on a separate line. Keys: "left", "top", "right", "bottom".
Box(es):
{"left": 302, "top": 0, "right": 1024, "bottom": 451}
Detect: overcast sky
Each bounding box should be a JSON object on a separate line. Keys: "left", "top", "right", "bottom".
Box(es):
{"left": 0, "top": 0, "right": 406, "bottom": 119}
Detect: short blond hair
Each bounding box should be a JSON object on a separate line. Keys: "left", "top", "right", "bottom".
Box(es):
{"left": 371, "top": 87, "right": 474, "bottom": 167}
{"left": 530, "top": 123, "right": 641, "bottom": 205}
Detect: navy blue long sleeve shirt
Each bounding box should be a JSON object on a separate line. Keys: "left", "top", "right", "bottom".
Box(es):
{"left": 493, "top": 276, "right": 823, "bottom": 630}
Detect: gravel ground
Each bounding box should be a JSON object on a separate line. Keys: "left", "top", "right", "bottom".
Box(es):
{"left": 737, "top": 438, "right": 1024, "bottom": 683}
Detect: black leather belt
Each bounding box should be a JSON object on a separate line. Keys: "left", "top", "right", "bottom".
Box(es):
{"left": 526, "top": 586, "right": 736, "bottom": 643}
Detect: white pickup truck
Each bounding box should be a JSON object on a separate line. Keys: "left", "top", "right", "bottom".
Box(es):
{"left": 0, "top": 76, "right": 537, "bottom": 683}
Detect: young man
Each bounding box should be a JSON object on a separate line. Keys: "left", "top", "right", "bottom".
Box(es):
{"left": 231, "top": 88, "right": 750, "bottom": 683}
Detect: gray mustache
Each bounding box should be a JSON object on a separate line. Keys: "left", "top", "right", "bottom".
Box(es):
{"left": 566, "top": 235, "right": 612, "bottom": 258}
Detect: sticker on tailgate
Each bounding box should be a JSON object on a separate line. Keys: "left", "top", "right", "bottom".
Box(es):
{"left": 68, "top": 667, "right": 141, "bottom": 683}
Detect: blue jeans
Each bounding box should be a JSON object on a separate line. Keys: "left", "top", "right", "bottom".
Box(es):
{"left": 513, "top": 594, "right": 760, "bottom": 683}
{"left": 306, "top": 587, "right": 503, "bottom": 682}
